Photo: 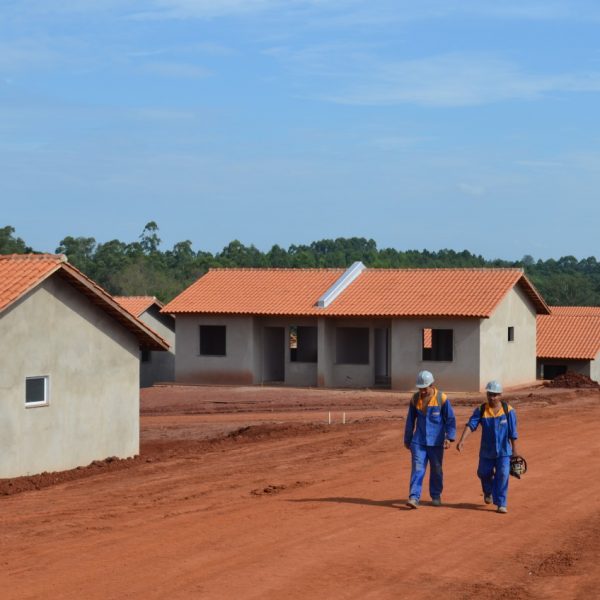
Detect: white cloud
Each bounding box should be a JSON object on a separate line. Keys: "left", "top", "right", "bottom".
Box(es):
{"left": 142, "top": 61, "right": 211, "bottom": 78}
{"left": 322, "top": 54, "right": 600, "bottom": 107}
{"left": 128, "top": 0, "right": 600, "bottom": 23}
{"left": 0, "top": 39, "right": 61, "bottom": 71}
{"left": 369, "top": 135, "right": 433, "bottom": 150}
{"left": 6, "top": 0, "right": 600, "bottom": 24}
{"left": 132, "top": 0, "right": 288, "bottom": 20}
{"left": 458, "top": 182, "right": 486, "bottom": 196}
{"left": 517, "top": 159, "right": 566, "bottom": 168}
{"left": 134, "top": 108, "right": 197, "bottom": 120}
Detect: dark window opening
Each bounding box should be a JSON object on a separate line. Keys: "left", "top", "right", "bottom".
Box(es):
{"left": 141, "top": 349, "right": 151, "bottom": 363}
{"left": 422, "top": 328, "right": 453, "bottom": 361}
{"left": 290, "top": 326, "right": 318, "bottom": 363}
{"left": 200, "top": 325, "right": 226, "bottom": 356}
{"left": 508, "top": 326, "right": 515, "bottom": 342}
{"left": 336, "top": 327, "right": 369, "bottom": 364}
{"left": 26, "top": 376, "right": 48, "bottom": 405}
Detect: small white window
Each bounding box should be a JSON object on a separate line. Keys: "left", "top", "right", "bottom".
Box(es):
{"left": 25, "top": 376, "right": 49, "bottom": 407}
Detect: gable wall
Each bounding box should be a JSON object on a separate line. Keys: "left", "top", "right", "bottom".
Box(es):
{"left": 480, "top": 285, "right": 537, "bottom": 390}
{"left": 0, "top": 277, "right": 140, "bottom": 478}
{"left": 138, "top": 305, "right": 175, "bottom": 386}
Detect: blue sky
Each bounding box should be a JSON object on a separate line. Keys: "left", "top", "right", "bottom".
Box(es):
{"left": 2, "top": 0, "right": 600, "bottom": 260}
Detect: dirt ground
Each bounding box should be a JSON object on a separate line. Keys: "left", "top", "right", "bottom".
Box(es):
{"left": 1, "top": 384, "right": 599, "bottom": 599}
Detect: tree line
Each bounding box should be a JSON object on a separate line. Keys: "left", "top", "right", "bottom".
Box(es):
{"left": 2, "top": 223, "right": 599, "bottom": 306}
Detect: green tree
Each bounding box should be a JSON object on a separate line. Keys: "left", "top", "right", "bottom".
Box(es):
{"left": 56, "top": 236, "right": 97, "bottom": 274}
{"left": 0, "top": 225, "right": 33, "bottom": 254}
{"left": 139, "top": 221, "right": 161, "bottom": 255}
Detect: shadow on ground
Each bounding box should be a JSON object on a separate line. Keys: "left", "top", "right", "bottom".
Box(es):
{"left": 289, "top": 497, "right": 488, "bottom": 511}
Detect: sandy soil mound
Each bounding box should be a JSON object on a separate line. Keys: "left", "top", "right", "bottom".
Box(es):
{"left": 546, "top": 371, "right": 599, "bottom": 388}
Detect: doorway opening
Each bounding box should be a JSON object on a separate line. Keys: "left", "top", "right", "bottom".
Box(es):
{"left": 263, "top": 327, "right": 285, "bottom": 383}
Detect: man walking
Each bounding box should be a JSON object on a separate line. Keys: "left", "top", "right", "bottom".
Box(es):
{"left": 404, "top": 370, "right": 456, "bottom": 508}
{"left": 456, "top": 380, "right": 519, "bottom": 514}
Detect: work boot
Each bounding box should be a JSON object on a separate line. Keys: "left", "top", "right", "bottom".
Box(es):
{"left": 406, "top": 497, "right": 419, "bottom": 509}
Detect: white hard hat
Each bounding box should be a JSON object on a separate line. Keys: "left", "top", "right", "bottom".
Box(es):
{"left": 416, "top": 370, "right": 434, "bottom": 388}
{"left": 485, "top": 380, "right": 503, "bottom": 394}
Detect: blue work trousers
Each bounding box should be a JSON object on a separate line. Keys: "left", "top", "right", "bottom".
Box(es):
{"left": 477, "top": 456, "right": 510, "bottom": 508}
{"left": 409, "top": 443, "right": 444, "bottom": 501}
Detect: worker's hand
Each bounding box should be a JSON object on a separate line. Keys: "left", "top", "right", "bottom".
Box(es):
{"left": 404, "top": 442, "right": 411, "bottom": 450}
{"left": 444, "top": 439, "right": 452, "bottom": 450}
{"left": 456, "top": 441, "right": 464, "bottom": 453}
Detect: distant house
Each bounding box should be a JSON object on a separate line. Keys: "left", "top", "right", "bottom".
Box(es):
{"left": 162, "top": 263, "right": 549, "bottom": 392}
{"left": 0, "top": 254, "right": 169, "bottom": 479}
{"left": 537, "top": 306, "right": 600, "bottom": 381}
{"left": 114, "top": 296, "right": 175, "bottom": 387}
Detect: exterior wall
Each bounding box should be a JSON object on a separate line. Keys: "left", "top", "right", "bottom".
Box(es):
{"left": 175, "top": 315, "right": 391, "bottom": 389}
{"left": 175, "top": 314, "right": 256, "bottom": 384}
{"left": 480, "top": 286, "right": 537, "bottom": 390}
{"left": 138, "top": 306, "right": 175, "bottom": 387}
{"left": 173, "top": 288, "right": 539, "bottom": 393}
{"left": 391, "top": 318, "right": 481, "bottom": 391}
{"left": 328, "top": 319, "right": 385, "bottom": 388}
{"left": 256, "top": 317, "right": 318, "bottom": 387}
{"left": 316, "top": 318, "right": 392, "bottom": 389}
{"left": 317, "top": 318, "right": 335, "bottom": 387}
{"left": 0, "top": 277, "right": 140, "bottom": 479}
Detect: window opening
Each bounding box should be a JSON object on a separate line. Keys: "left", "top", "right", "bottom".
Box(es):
{"left": 422, "top": 328, "right": 453, "bottom": 361}
{"left": 26, "top": 376, "right": 49, "bottom": 407}
{"left": 290, "top": 326, "right": 317, "bottom": 363}
{"left": 200, "top": 325, "right": 226, "bottom": 356}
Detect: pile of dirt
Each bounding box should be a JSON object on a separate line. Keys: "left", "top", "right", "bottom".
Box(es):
{"left": 0, "top": 456, "right": 140, "bottom": 496}
{"left": 0, "top": 423, "right": 338, "bottom": 497}
{"left": 546, "top": 372, "right": 600, "bottom": 388}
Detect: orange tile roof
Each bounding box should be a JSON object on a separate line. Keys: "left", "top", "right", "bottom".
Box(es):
{"left": 320, "top": 268, "right": 547, "bottom": 317}
{"left": 162, "top": 267, "right": 549, "bottom": 318}
{"left": 163, "top": 268, "right": 345, "bottom": 316}
{"left": 114, "top": 296, "right": 162, "bottom": 317}
{"left": 0, "top": 254, "right": 64, "bottom": 311}
{"left": 537, "top": 311, "right": 600, "bottom": 360}
{"left": 549, "top": 306, "right": 600, "bottom": 316}
{"left": 0, "top": 254, "right": 169, "bottom": 350}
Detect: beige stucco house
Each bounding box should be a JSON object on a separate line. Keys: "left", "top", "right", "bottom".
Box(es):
{"left": 115, "top": 296, "right": 175, "bottom": 387}
{"left": 537, "top": 306, "right": 600, "bottom": 381}
{"left": 162, "top": 263, "right": 549, "bottom": 392}
{"left": 0, "top": 254, "right": 169, "bottom": 479}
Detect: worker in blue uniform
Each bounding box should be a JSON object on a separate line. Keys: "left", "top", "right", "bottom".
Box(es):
{"left": 456, "top": 380, "right": 519, "bottom": 514}
{"left": 404, "top": 370, "right": 456, "bottom": 508}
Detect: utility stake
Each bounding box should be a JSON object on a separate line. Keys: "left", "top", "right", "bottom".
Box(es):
{"left": 343, "top": 412, "right": 346, "bottom": 425}
{"left": 328, "top": 411, "right": 331, "bottom": 425}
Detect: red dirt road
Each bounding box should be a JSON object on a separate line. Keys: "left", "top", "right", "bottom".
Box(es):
{"left": 1, "top": 385, "right": 599, "bottom": 599}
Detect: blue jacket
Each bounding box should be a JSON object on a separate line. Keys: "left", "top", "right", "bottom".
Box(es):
{"left": 404, "top": 388, "right": 456, "bottom": 447}
{"left": 466, "top": 403, "right": 518, "bottom": 459}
